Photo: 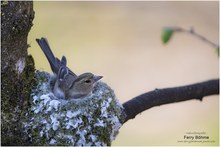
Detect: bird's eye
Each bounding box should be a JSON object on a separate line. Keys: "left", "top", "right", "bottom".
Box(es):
{"left": 85, "top": 79, "right": 91, "bottom": 83}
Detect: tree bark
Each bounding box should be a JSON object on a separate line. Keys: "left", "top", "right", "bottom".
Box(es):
{"left": 1, "top": 1, "right": 35, "bottom": 145}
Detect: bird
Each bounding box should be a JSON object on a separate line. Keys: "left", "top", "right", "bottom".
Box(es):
{"left": 36, "top": 37, "right": 103, "bottom": 99}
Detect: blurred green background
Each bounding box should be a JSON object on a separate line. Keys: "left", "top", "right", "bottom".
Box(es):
{"left": 28, "top": 1, "right": 219, "bottom": 146}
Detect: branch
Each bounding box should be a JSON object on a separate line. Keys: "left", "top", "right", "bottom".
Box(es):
{"left": 122, "top": 79, "right": 219, "bottom": 123}
{"left": 171, "top": 26, "right": 219, "bottom": 49}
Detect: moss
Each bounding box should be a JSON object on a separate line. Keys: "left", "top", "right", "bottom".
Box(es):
{"left": 1, "top": 55, "right": 36, "bottom": 145}
{"left": 1, "top": 1, "right": 35, "bottom": 145}
{"left": 24, "top": 72, "right": 124, "bottom": 146}
{"left": 1, "top": 1, "right": 9, "bottom": 6}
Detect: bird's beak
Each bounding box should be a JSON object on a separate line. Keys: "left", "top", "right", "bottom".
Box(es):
{"left": 93, "top": 75, "right": 103, "bottom": 81}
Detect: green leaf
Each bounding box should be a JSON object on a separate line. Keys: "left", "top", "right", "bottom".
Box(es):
{"left": 162, "top": 27, "right": 174, "bottom": 44}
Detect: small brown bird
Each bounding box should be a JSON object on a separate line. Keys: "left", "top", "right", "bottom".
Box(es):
{"left": 36, "top": 37, "right": 102, "bottom": 99}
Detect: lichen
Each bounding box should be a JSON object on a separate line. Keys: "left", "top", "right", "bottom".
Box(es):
{"left": 24, "top": 71, "right": 125, "bottom": 146}
{"left": 1, "top": 0, "right": 9, "bottom": 6}
{"left": 1, "top": 55, "right": 36, "bottom": 145}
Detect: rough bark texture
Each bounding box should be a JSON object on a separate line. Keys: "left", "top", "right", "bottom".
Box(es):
{"left": 122, "top": 79, "right": 219, "bottom": 123}
{"left": 1, "top": 1, "right": 35, "bottom": 145}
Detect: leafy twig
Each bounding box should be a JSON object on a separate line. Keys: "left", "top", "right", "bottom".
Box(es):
{"left": 162, "top": 26, "right": 219, "bottom": 55}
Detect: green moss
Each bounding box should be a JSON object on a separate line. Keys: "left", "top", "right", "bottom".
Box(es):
{"left": 1, "top": 55, "right": 36, "bottom": 145}
{"left": 24, "top": 72, "right": 124, "bottom": 146}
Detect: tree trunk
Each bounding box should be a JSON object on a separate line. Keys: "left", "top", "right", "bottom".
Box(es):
{"left": 1, "top": 1, "right": 35, "bottom": 145}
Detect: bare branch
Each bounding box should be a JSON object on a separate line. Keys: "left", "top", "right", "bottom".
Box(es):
{"left": 171, "top": 26, "right": 219, "bottom": 49}
{"left": 122, "top": 79, "right": 219, "bottom": 123}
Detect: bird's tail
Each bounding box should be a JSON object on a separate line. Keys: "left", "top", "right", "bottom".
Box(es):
{"left": 36, "top": 37, "right": 77, "bottom": 77}
{"left": 36, "top": 37, "right": 59, "bottom": 74}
